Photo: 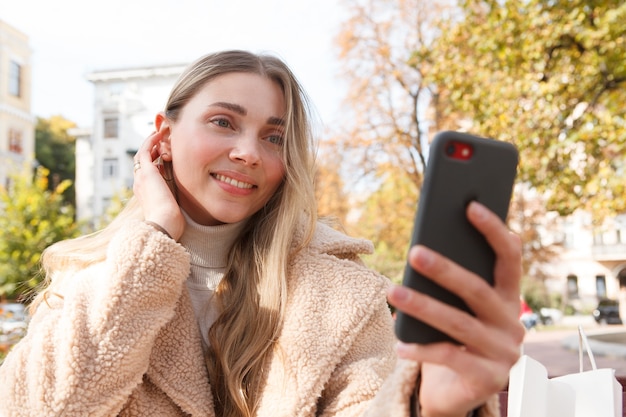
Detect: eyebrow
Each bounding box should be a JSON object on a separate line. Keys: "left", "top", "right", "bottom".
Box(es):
{"left": 209, "top": 102, "right": 285, "bottom": 126}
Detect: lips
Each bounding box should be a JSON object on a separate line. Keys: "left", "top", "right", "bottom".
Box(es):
{"left": 213, "top": 173, "right": 255, "bottom": 189}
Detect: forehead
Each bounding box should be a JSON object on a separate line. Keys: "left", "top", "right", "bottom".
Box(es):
{"left": 194, "top": 72, "right": 285, "bottom": 106}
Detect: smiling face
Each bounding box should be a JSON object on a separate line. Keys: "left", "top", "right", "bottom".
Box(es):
{"left": 161, "top": 72, "right": 287, "bottom": 226}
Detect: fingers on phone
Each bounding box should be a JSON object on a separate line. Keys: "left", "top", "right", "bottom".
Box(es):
{"left": 467, "top": 202, "right": 521, "bottom": 265}
{"left": 406, "top": 246, "right": 515, "bottom": 332}
{"left": 466, "top": 202, "right": 522, "bottom": 297}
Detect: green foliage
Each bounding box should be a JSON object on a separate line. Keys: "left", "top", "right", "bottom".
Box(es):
{"left": 335, "top": 0, "right": 625, "bottom": 281}
{"left": 0, "top": 167, "right": 81, "bottom": 300}
{"left": 429, "top": 0, "right": 626, "bottom": 220}
{"left": 362, "top": 242, "right": 408, "bottom": 285}
{"left": 520, "top": 275, "right": 552, "bottom": 312}
{"left": 35, "top": 116, "right": 77, "bottom": 207}
{"left": 356, "top": 169, "right": 419, "bottom": 282}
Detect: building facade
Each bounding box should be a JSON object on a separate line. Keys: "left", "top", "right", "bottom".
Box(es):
{"left": 0, "top": 20, "right": 34, "bottom": 188}
{"left": 591, "top": 214, "right": 626, "bottom": 318}
{"left": 544, "top": 211, "right": 626, "bottom": 313}
{"left": 76, "top": 64, "right": 186, "bottom": 226}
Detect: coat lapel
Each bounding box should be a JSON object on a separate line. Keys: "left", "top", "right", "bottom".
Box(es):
{"left": 255, "top": 229, "right": 391, "bottom": 416}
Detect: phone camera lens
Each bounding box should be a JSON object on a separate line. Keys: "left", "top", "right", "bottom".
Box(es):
{"left": 445, "top": 143, "right": 456, "bottom": 156}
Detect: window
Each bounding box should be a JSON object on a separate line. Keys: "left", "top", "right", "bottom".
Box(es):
{"left": 102, "top": 158, "right": 118, "bottom": 179}
{"left": 596, "top": 275, "right": 607, "bottom": 299}
{"left": 8, "top": 129, "right": 23, "bottom": 154}
{"left": 8, "top": 61, "right": 21, "bottom": 97}
{"left": 567, "top": 274, "right": 579, "bottom": 299}
{"left": 104, "top": 117, "right": 119, "bottom": 138}
{"left": 593, "top": 230, "right": 604, "bottom": 245}
{"left": 107, "top": 83, "right": 123, "bottom": 97}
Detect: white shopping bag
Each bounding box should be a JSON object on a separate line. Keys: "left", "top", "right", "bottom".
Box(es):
{"left": 507, "top": 326, "right": 622, "bottom": 417}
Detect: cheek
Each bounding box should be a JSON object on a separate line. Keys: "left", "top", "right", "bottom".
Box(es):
{"left": 171, "top": 137, "right": 216, "bottom": 163}
{"left": 266, "top": 155, "right": 286, "bottom": 187}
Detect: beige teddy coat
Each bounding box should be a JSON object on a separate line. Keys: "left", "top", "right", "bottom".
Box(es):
{"left": 0, "top": 221, "right": 499, "bottom": 417}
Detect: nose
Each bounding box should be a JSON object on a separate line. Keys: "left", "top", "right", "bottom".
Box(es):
{"left": 229, "top": 135, "right": 261, "bottom": 166}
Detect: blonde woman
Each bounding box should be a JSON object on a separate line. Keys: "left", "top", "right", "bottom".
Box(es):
{"left": 0, "top": 50, "right": 523, "bottom": 417}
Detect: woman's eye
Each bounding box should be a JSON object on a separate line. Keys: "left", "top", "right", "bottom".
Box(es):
{"left": 212, "top": 118, "right": 231, "bottom": 128}
{"left": 266, "top": 135, "right": 284, "bottom": 146}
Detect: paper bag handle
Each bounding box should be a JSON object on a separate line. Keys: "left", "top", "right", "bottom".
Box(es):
{"left": 578, "top": 325, "right": 597, "bottom": 372}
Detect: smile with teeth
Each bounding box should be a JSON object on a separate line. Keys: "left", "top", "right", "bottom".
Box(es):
{"left": 214, "top": 174, "right": 255, "bottom": 189}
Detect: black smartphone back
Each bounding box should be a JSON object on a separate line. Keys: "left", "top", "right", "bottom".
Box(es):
{"left": 395, "top": 131, "right": 518, "bottom": 345}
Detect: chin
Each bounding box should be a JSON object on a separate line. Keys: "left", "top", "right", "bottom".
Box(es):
{"left": 212, "top": 211, "right": 251, "bottom": 225}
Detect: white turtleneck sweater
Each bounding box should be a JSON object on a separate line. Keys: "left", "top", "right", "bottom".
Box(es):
{"left": 178, "top": 210, "right": 247, "bottom": 350}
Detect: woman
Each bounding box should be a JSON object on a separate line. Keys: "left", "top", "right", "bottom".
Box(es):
{"left": 0, "top": 50, "right": 524, "bottom": 417}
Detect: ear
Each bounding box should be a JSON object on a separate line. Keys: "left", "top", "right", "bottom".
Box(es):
{"left": 155, "top": 112, "right": 170, "bottom": 135}
{"left": 155, "top": 112, "right": 172, "bottom": 161}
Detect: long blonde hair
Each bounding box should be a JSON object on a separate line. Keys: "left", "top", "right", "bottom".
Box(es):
{"left": 34, "top": 50, "right": 318, "bottom": 417}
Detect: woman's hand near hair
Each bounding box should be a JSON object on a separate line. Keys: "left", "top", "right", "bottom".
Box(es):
{"left": 133, "top": 130, "right": 184, "bottom": 241}
{"left": 387, "top": 201, "right": 525, "bottom": 417}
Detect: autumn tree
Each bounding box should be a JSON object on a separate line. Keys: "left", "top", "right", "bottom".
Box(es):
{"left": 334, "top": 0, "right": 624, "bottom": 305}
{"left": 429, "top": 0, "right": 626, "bottom": 220}
{"left": 333, "top": 0, "right": 457, "bottom": 272}
{"left": 508, "top": 184, "right": 564, "bottom": 308}
{"left": 35, "top": 115, "right": 77, "bottom": 207}
{"left": 335, "top": 0, "right": 456, "bottom": 191}
{"left": 315, "top": 138, "right": 351, "bottom": 225}
{"left": 356, "top": 166, "right": 418, "bottom": 283}
{"left": 0, "top": 167, "right": 80, "bottom": 300}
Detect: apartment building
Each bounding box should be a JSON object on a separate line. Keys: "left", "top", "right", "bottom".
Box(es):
{"left": 0, "top": 20, "right": 34, "bottom": 188}
{"left": 76, "top": 63, "right": 186, "bottom": 225}
{"left": 545, "top": 210, "right": 626, "bottom": 314}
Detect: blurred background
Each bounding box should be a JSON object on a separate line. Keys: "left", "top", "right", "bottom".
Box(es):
{"left": 1, "top": 0, "right": 626, "bottom": 373}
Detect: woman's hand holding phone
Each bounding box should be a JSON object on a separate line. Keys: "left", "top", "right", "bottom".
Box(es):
{"left": 387, "top": 201, "right": 525, "bottom": 417}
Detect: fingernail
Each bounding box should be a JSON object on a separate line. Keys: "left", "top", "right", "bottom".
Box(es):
{"left": 388, "top": 285, "right": 409, "bottom": 302}
{"left": 414, "top": 246, "right": 434, "bottom": 268}
{"left": 396, "top": 341, "right": 417, "bottom": 358}
{"left": 469, "top": 201, "right": 488, "bottom": 220}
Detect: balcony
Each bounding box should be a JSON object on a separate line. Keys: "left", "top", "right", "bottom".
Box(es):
{"left": 592, "top": 242, "right": 626, "bottom": 262}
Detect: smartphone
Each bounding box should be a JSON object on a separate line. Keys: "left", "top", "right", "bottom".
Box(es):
{"left": 394, "top": 131, "right": 519, "bottom": 344}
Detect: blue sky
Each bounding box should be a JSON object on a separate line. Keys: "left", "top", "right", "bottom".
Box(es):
{"left": 1, "top": 0, "right": 347, "bottom": 128}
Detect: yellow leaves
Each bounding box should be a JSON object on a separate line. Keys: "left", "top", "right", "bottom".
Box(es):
{"left": 38, "top": 115, "right": 77, "bottom": 144}
{"left": 331, "top": 0, "right": 626, "bottom": 277}
{"left": 34, "top": 166, "right": 49, "bottom": 190}
{"left": 335, "top": 27, "right": 359, "bottom": 58}
{"left": 378, "top": 44, "right": 391, "bottom": 58}
{"left": 494, "top": 4, "right": 621, "bottom": 211}
{"left": 54, "top": 179, "right": 73, "bottom": 195}
{"left": 0, "top": 166, "right": 80, "bottom": 299}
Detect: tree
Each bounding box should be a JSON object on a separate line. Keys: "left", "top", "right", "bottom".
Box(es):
{"left": 315, "top": 139, "right": 351, "bottom": 225}
{"left": 35, "top": 115, "right": 77, "bottom": 207}
{"left": 0, "top": 167, "right": 80, "bottom": 300}
{"left": 508, "top": 185, "right": 564, "bottom": 308}
{"left": 429, "top": 0, "right": 626, "bottom": 220}
{"left": 424, "top": 0, "right": 626, "bottom": 305}
{"left": 335, "top": 0, "right": 456, "bottom": 192}
{"left": 333, "top": 0, "right": 625, "bottom": 293}
{"left": 355, "top": 167, "right": 418, "bottom": 282}
{"left": 333, "top": 0, "right": 455, "bottom": 273}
